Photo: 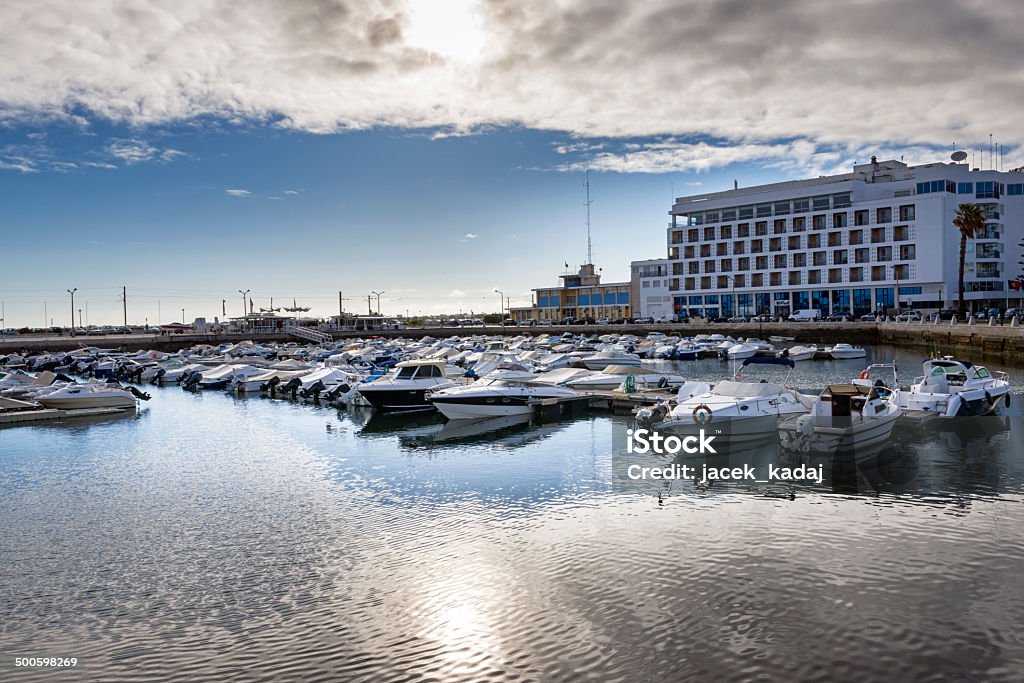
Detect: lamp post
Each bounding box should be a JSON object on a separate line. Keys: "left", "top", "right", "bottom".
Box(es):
{"left": 239, "top": 289, "right": 250, "bottom": 317}
{"left": 67, "top": 288, "right": 77, "bottom": 335}
{"left": 181, "top": 308, "right": 185, "bottom": 324}
{"left": 494, "top": 288, "right": 505, "bottom": 319}
{"left": 371, "top": 290, "right": 385, "bottom": 315}
{"left": 892, "top": 263, "right": 901, "bottom": 312}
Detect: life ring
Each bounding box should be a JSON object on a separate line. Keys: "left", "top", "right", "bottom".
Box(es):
{"left": 859, "top": 369, "right": 870, "bottom": 380}
{"left": 692, "top": 403, "right": 713, "bottom": 426}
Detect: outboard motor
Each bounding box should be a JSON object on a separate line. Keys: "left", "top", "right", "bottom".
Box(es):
{"left": 278, "top": 376, "right": 301, "bottom": 397}
{"left": 299, "top": 379, "right": 325, "bottom": 400}
{"left": 127, "top": 386, "right": 152, "bottom": 401}
{"left": 152, "top": 368, "right": 166, "bottom": 384}
{"left": 181, "top": 370, "right": 202, "bottom": 391}
{"left": 635, "top": 403, "right": 670, "bottom": 429}
{"left": 323, "top": 382, "right": 351, "bottom": 403}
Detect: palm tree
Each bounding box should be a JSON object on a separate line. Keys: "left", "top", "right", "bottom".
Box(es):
{"left": 953, "top": 203, "right": 987, "bottom": 315}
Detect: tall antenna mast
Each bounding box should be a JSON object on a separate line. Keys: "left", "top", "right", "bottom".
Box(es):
{"left": 584, "top": 169, "right": 593, "bottom": 265}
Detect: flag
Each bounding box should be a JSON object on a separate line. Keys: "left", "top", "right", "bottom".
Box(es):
{"left": 1010, "top": 280, "right": 1023, "bottom": 291}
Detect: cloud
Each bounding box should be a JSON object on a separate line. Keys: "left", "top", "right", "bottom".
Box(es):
{"left": 464, "top": 233, "right": 478, "bottom": 239}
{"left": 283, "top": 190, "right": 299, "bottom": 195}
{"left": 0, "top": 0, "right": 1021, "bottom": 162}
{"left": 225, "top": 188, "right": 252, "bottom": 197}
{"left": 448, "top": 289, "right": 466, "bottom": 298}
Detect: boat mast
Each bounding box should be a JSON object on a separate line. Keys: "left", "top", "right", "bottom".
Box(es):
{"left": 584, "top": 170, "right": 593, "bottom": 265}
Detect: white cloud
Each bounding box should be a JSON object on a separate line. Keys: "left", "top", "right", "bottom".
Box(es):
{"left": 225, "top": 188, "right": 251, "bottom": 197}
{"left": 283, "top": 190, "right": 299, "bottom": 195}
{"left": 0, "top": 1, "right": 1020, "bottom": 163}
{"left": 464, "top": 233, "right": 478, "bottom": 239}
{"left": 448, "top": 289, "right": 466, "bottom": 298}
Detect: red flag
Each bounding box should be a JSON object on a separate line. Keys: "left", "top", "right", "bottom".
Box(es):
{"left": 1009, "top": 280, "right": 1022, "bottom": 292}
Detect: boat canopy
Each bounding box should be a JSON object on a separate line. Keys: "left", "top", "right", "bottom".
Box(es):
{"left": 600, "top": 365, "right": 664, "bottom": 376}
{"left": 740, "top": 356, "right": 796, "bottom": 368}
{"left": 712, "top": 380, "right": 787, "bottom": 397}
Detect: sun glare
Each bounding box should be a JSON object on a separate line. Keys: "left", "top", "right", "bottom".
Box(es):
{"left": 404, "top": 0, "right": 486, "bottom": 62}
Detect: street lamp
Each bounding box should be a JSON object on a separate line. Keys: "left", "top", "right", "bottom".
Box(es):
{"left": 67, "top": 288, "right": 77, "bottom": 335}
{"left": 494, "top": 288, "right": 505, "bottom": 319}
{"left": 371, "top": 291, "right": 385, "bottom": 315}
{"left": 181, "top": 308, "right": 185, "bottom": 324}
{"left": 239, "top": 289, "right": 250, "bottom": 317}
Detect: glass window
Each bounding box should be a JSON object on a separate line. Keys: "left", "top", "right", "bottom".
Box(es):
{"left": 958, "top": 182, "right": 974, "bottom": 194}
{"left": 1007, "top": 184, "right": 1024, "bottom": 196}
{"left": 738, "top": 205, "right": 754, "bottom": 219}
{"left": 976, "top": 181, "right": 999, "bottom": 199}
{"left": 832, "top": 192, "right": 852, "bottom": 209}
{"left": 812, "top": 195, "right": 831, "bottom": 211}
{"left": 898, "top": 205, "right": 915, "bottom": 221}
{"left": 756, "top": 203, "right": 772, "bottom": 217}
{"left": 876, "top": 207, "right": 892, "bottom": 223}
{"left": 792, "top": 197, "right": 810, "bottom": 213}
{"left": 396, "top": 367, "right": 416, "bottom": 379}
{"left": 721, "top": 207, "right": 737, "bottom": 220}
{"left": 774, "top": 200, "right": 791, "bottom": 215}
{"left": 898, "top": 286, "right": 922, "bottom": 296}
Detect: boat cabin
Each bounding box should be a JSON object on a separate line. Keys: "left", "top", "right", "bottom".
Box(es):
{"left": 393, "top": 360, "right": 448, "bottom": 380}
{"left": 814, "top": 384, "right": 889, "bottom": 418}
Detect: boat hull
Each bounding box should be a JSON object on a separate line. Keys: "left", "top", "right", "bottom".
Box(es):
{"left": 657, "top": 414, "right": 781, "bottom": 445}
{"left": 37, "top": 396, "right": 136, "bottom": 410}
{"left": 357, "top": 387, "right": 438, "bottom": 413}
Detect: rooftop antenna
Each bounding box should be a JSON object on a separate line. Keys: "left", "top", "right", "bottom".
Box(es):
{"left": 584, "top": 169, "right": 593, "bottom": 265}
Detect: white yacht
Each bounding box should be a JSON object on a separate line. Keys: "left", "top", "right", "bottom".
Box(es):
{"left": 827, "top": 343, "right": 867, "bottom": 360}
{"left": 895, "top": 357, "right": 1011, "bottom": 417}
{"left": 565, "top": 365, "right": 685, "bottom": 392}
{"left": 779, "top": 381, "right": 900, "bottom": 454}
{"left": 580, "top": 349, "right": 641, "bottom": 371}
{"left": 636, "top": 357, "right": 813, "bottom": 444}
{"left": 785, "top": 345, "right": 818, "bottom": 361}
{"left": 427, "top": 377, "right": 578, "bottom": 420}
{"left": 36, "top": 383, "right": 140, "bottom": 410}
{"left": 356, "top": 360, "right": 465, "bottom": 413}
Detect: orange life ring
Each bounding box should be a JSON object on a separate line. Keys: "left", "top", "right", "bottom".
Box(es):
{"left": 859, "top": 370, "right": 870, "bottom": 380}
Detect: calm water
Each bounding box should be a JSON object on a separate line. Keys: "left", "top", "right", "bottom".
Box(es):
{"left": 3, "top": 345, "right": 1024, "bottom": 681}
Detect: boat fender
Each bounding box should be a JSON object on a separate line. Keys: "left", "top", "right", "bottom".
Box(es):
{"left": 985, "top": 391, "right": 994, "bottom": 407}
{"left": 1006, "top": 392, "right": 1012, "bottom": 408}
{"left": 692, "top": 403, "right": 713, "bottom": 426}
{"left": 946, "top": 394, "right": 962, "bottom": 417}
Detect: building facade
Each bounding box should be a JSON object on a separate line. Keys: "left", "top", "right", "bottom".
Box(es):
{"left": 511, "top": 264, "right": 631, "bottom": 322}
{"left": 629, "top": 258, "right": 673, "bottom": 319}
{"left": 667, "top": 158, "right": 1024, "bottom": 319}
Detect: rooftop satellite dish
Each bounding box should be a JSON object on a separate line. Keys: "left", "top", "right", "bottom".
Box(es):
{"left": 951, "top": 151, "right": 968, "bottom": 162}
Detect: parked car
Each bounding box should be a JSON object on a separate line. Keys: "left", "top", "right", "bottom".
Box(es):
{"left": 558, "top": 317, "right": 577, "bottom": 325}
{"left": 517, "top": 319, "right": 537, "bottom": 327}
{"left": 579, "top": 316, "right": 596, "bottom": 325}
{"left": 501, "top": 319, "right": 516, "bottom": 327}
{"left": 596, "top": 318, "right": 612, "bottom": 325}
{"left": 726, "top": 315, "right": 748, "bottom": 323}
{"left": 894, "top": 310, "right": 923, "bottom": 322}
{"left": 1004, "top": 308, "right": 1022, "bottom": 320}
{"left": 751, "top": 313, "right": 777, "bottom": 323}
{"left": 932, "top": 309, "right": 958, "bottom": 321}
{"left": 633, "top": 316, "right": 655, "bottom": 324}
{"left": 788, "top": 309, "right": 822, "bottom": 322}
{"left": 540, "top": 319, "right": 554, "bottom": 325}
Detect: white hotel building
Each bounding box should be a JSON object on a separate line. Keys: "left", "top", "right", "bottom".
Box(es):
{"left": 665, "top": 157, "right": 1024, "bottom": 319}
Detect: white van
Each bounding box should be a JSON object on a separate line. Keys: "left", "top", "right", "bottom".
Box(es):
{"left": 788, "top": 309, "right": 822, "bottom": 322}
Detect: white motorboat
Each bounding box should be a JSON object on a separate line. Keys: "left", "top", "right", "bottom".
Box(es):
{"left": 565, "top": 365, "right": 685, "bottom": 392}
{"left": 580, "top": 349, "right": 641, "bottom": 371}
{"left": 36, "top": 383, "right": 139, "bottom": 410}
{"left": 785, "top": 345, "right": 818, "bottom": 361}
{"left": 827, "top": 343, "right": 867, "bottom": 360}
{"left": 233, "top": 368, "right": 311, "bottom": 393}
{"left": 894, "top": 357, "right": 1011, "bottom": 417}
{"left": 779, "top": 382, "right": 900, "bottom": 454}
{"left": 190, "top": 364, "right": 264, "bottom": 390}
{"left": 356, "top": 360, "right": 465, "bottom": 412}
{"left": 636, "top": 357, "right": 813, "bottom": 444}
{"left": 427, "top": 377, "right": 578, "bottom": 420}
{"left": 724, "top": 343, "right": 758, "bottom": 360}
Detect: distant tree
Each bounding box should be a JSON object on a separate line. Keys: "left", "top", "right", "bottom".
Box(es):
{"left": 953, "top": 203, "right": 987, "bottom": 315}
{"left": 482, "top": 313, "right": 503, "bottom": 324}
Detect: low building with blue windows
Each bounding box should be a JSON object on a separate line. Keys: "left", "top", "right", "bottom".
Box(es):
{"left": 510, "top": 263, "right": 631, "bottom": 322}
{"left": 665, "top": 156, "right": 1024, "bottom": 319}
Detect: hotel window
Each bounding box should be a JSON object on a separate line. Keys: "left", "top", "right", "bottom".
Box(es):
{"left": 684, "top": 246, "right": 695, "bottom": 259}
{"left": 733, "top": 241, "right": 745, "bottom": 254}
{"left": 893, "top": 225, "right": 909, "bottom": 241}
{"left": 832, "top": 192, "right": 852, "bottom": 209}
{"left": 898, "top": 286, "right": 922, "bottom": 296}
{"left": 1008, "top": 184, "right": 1024, "bottom": 196}
{"left": 854, "top": 210, "right": 869, "bottom": 226}
{"left": 703, "top": 227, "right": 716, "bottom": 240}
{"left": 982, "top": 223, "right": 1000, "bottom": 239}
{"left": 716, "top": 243, "right": 728, "bottom": 256}
{"left": 793, "top": 252, "right": 807, "bottom": 267}
{"left": 871, "top": 266, "right": 885, "bottom": 281}
{"left": 807, "top": 233, "right": 821, "bottom": 248}
{"left": 704, "top": 260, "right": 716, "bottom": 273}
{"left": 827, "top": 231, "right": 842, "bottom": 247}
{"left": 981, "top": 204, "right": 1001, "bottom": 220}
{"left": 689, "top": 262, "right": 699, "bottom": 274}
{"left": 756, "top": 255, "right": 768, "bottom": 270}
{"left": 849, "top": 267, "right": 863, "bottom": 282}
{"left": 898, "top": 205, "right": 915, "bottom": 221}
{"left": 738, "top": 257, "right": 750, "bottom": 271}
{"left": 722, "top": 207, "right": 737, "bottom": 220}
{"left": 855, "top": 247, "right": 870, "bottom": 264}
{"left": 807, "top": 270, "right": 822, "bottom": 285}
{"left": 789, "top": 271, "right": 802, "bottom": 285}
{"left": 752, "top": 273, "right": 764, "bottom": 287}
{"left": 685, "top": 278, "right": 695, "bottom": 290}
{"left": 751, "top": 239, "right": 763, "bottom": 253}
{"left": 769, "top": 237, "right": 782, "bottom": 252}
{"left": 701, "top": 276, "right": 712, "bottom": 289}
{"left": 812, "top": 195, "right": 831, "bottom": 211}
{"left": 812, "top": 214, "right": 827, "bottom": 230}
{"left": 833, "top": 250, "right": 848, "bottom": 265}
{"left": 812, "top": 251, "right": 827, "bottom": 266}
{"left": 755, "top": 221, "right": 768, "bottom": 236}
{"left": 976, "top": 243, "right": 1000, "bottom": 259}
{"left": 958, "top": 182, "right": 974, "bottom": 194}
{"left": 701, "top": 244, "right": 712, "bottom": 257}
{"left": 738, "top": 223, "right": 751, "bottom": 238}
{"left": 720, "top": 259, "right": 732, "bottom": 272}
{"left": 756, "top": 203, "right": 772, "bottom": 218}
{"left": 770, "top": 272, "right": 782, "bottom": 286}
{"left": 688, "top": 229, "right": 699, "bottom": 242}
{"left": 774, "top": 200, "right": 791, "bottom": 215}
{"left": 705, "top": 210, "right": 719, "bottom": 223}
{"left": 900, "top": 244, "right": 916, "bottom": 260}
{"left": 916, "top": 179, "right": 955, "bottom": 194}
{"left": 734, "top": 274, "right": 745, "bottom": 287}
{"left": 788, "top": 235, "right": 801, "bottom": 250}
{"left": 720, "top": 225, "right": 732, "bottom": 239}
{"left": 876, "top": 207, "right": 892, "bottom": 223}
{"left": 876, "top": 246, "right": 892, "bottom": 262}
{"left": 774, "top": 254, "right": 787, "bottom": 269}
{"left": 738, "top": 205, "right": 754, "bottom": 219}
{"left": 976, "top": 181, "right": 1000, "bottom": 199}
{"left": 774, "top": 219, "right": 787, "bottom": 234}
{"left": 871, "top": 227, "right": 886, "bottom": 243}
{"left": 642, "top": 281, "right": 650, "bottom": 288}
{"left": 792, "top": 216, "right": 806, "bottom": 231}
{"left": 792, "top": 197, "right": 810, "bottom": 213}
{"left": 828, "top": 268, "right": 843, "bottom": 284}
{"left": 833, "top": 212, "right": 848, "bottom": 227}
{"left": 849, "top": 229, "right": 863, "bottom": 245}
{"left": 893, "top": 264, "right": 910, "bottom": 280}
{"left": 717, "top": 276, "right": 730, "bottom": 289}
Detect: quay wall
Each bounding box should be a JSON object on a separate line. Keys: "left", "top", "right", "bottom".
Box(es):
{"left": 3, "top": 322, "right": 1024, "bottom": 365}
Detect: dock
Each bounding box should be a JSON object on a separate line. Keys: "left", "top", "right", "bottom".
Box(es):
{"left": 0, "top": 406, "right": 133, "bottom": 426}
{"left": 530, "top": 389, "right": 673, "bottom": 420}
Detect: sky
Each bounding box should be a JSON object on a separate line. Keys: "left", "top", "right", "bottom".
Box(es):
{"left": 1, "top": 0, "right": 1022, "bottom": 328}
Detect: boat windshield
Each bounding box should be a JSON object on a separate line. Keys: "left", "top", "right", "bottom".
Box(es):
{"left": 395, "top": 367, "right": 417, "bottom": 380}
